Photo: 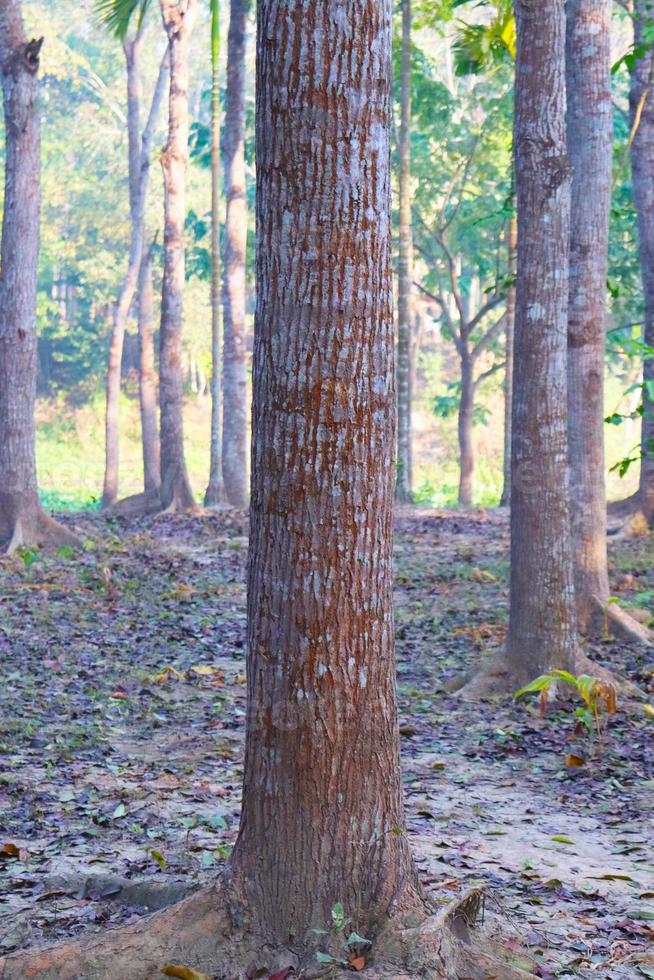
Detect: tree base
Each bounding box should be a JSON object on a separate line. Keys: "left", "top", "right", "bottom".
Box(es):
{"left": 0, "top": 499, "right": 82, "bottom": 556}
{"left": 0, "top": 879, "right": 536, "bottom": 980}
{"left": 104, "top": 488, "right": 163, "bottom": 517}
{"left": 455, "top": 647, "right": 642, "bottom": 702}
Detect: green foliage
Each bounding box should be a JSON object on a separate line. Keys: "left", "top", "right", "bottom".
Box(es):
{"left": 516, "top": 670, "right": 617, "bottom": 754}
{"left": 94, "top": 0, "right": 152, "bottom": 40}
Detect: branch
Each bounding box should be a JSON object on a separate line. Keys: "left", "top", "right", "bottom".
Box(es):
{"left": 467, "top": 292, "right": 504, "bottom": 336}
{"left": 474, "top": 360, "right": 505, "bottom": 391}
{"left": 413, "top": 280, "right": 463, "bottom": 356}
{"left": 471, "top": 311, "right": 506, "bottom": 362}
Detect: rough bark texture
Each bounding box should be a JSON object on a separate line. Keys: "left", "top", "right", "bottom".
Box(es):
{"left": 396, "top": 0, "right": 413, "bottom": 504}
{"left": 631, "top": 0, "right": 654, "bottom": 526}
{"left": 138, "top": 241, "right": 161, "bottom": 499}
{"left": 508, "top": 0, "right": 578, "bottom": 686}
{"left": 0, "top": 7, "right": 77, "bottom": 554}
{"left": 499, "top": 213, "right": 516, "bottom": 508}
{"left": 221, "top": 0, "right": 250, "bottom": 509}
{"left": 227, "top": 0, "right": 421, "bottom": 950}
{"left": 204, "top": 0, "right": 226, "bottom": 507}
{"left": 566, "top": 0, "right": 613, "bottom": 630}
{"left": 159, "top": 0, "right": 197, "bottom": 512}
{"left": 102, "top": 42, "right": 168, "bottom": 508}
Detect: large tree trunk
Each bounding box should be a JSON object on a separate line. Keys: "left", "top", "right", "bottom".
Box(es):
{"left": 396, "top": 0, "right": 413, "bottom": 504}
{"left": 138, "top": 241, "right": 161, "bottom": 499}
{"left": 227, "top": 0, "right": 420, "bottom": 949}
{"left": 158, "top": 0, "right": 197, "bottom": 512}
{"left": 204, "top": 0, "right": 226, "bottom": 507}
{"left": 508, "top": 0, "right": 578, "bottom": 686}
{"left": 220, "top": 0, "right": 250, "bottom": 509}
{"left": 0, "top": 9, "right": 77, "bottom": 554}
{"left": 631, "top": 0, "right": 654, "bottom": 526}
{"left": 499, "top": 213, "right": 516, "bottom": 508}
{"left": 458, "top": 354, "right": 474, "bottom": 507}
{"left": 102, "top": 43, "right": 168, "bottom": 508}
{"left": 566, "top": 0, "right": 613, "bottom": 629}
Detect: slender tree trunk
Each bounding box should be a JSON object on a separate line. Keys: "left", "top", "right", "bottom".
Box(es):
{"left": 0, "top": 10, "right": 77, "bottom": 554}
{"left": 631, "top": 0, "right": 654, "bottom": 525}
{"left": 204, "top": 0, "right": 226, "bottom": 507}
{"left": 499, "top": 212, "right": 516, "bottom": 508}
{"left": 220, "top": 0, "right": 249, "bottom": 509}
{"left": 228, "top": 0, "right": 420, "bottom": 949}
{"left": 458, "top": 354, "right": 474, "bottom": 507}
{"left": 102, "top": 38, "right": 143, "bottom": 509}
{"left": 396, "top": 0, "right": 413, "bottom": 503}
{"left": 508, "top": 0, "right": 578, "bottom": 686}
{"left": 102, "top": 43, "right": 168, "bottom": 508}
{"left": 138, "top": 241, "right": 161, "bottom": 499}
{"left": 566, "top": 0, "right": 612, "bottom": 628}
{"left": 158, "top": 0, "right": 197, "bottom": 512}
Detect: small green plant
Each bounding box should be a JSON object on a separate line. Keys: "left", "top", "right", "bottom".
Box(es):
{"left": 515, "top": 669, "right": 617, "bottom": 754}
{"left": 314, "top": 902, "right": 372, "bottom": 971}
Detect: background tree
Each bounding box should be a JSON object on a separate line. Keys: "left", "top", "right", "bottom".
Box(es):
{"left": 396, "top": 0, "right": 414, "bottom": 503}
{"left": 204, "top": 0, "right": 226, "bottom": 506}
{"left": 137, "top": 238, "right": 161, "bottom": 499}
{"left": 628, "top": 0, "right": 654, "bottom": 525}
{"left": 507, "top": 0, "right": 578, "bottom": 686}
{"left": 0, "top": 2, "right": 79, "bottom": 553}
{"left": 499, "top": 212, "right": 516, "bottom": 507}
{"left": 158, "top": 0, "right": 198, "bottom": 511}
{"left": 96, "top": 0, "right": 168, "bottom": 507}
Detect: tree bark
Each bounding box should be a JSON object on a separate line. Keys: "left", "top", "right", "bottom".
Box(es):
{"left": 158, "top": 0, "right": 197, "bottom": 512}
{"left": 631, "top": 0, "right": 654, "bottom": 525}
{"left": 566, "top": 0, "right": 613, "bottom": 630}
{"left": 102, "top": 42, "right": 168, "bottom": 508}
{"left": 204, "top": 0, "right": 227, "bottom": 507}
{"left": 499, "top": 213, "right": 516, "bottom": 508}
{"left": 458, "top": 355, "right": 474, "bottom": 507}
{"left": 220, "top": 0, "right": 250, "bottom": 509}
{"left": 228, "top": 0, "right": 420, "bottom": 950}
{"left": 138, "top": 240, "right": 161, "bottom": 498}
{"left": 508, "top": 0, "right": 578, "bottom": 686}
{"left": 396, "top": 0, "right": 413, "bottom": 504}
{"left": 0, "top": 8, "right": 77, "bottom": 554}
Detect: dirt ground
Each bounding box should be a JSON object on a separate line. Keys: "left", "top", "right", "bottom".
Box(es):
{"left": 0, "top": 508, "right": 653, "bottom": 978}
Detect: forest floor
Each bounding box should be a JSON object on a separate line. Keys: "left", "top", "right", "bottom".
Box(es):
{"left": 0, "top": 508, "right": 653, "bottom": 979}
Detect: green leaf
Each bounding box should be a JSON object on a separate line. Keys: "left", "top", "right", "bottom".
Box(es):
{"left": 112, "top": 802, "right": 126, "bottom": 819}
{"left": 347, "top": 932, "right": 372, "bottom": 947}
{"left": 515, "top": 674, "right": 552, "bottom": 698}
{"left": 94, "top": 0, "right": 152, "bottom": 40}
{"left": 150, "top": 849, "right": 166, "bottom": 869}
{"left": 551, "top": 836, "right": 575, "bottom": 845}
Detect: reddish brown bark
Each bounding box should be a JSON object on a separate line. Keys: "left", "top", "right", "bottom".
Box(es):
{"left": 227, "top": 0, "right": 420, "bottom": 948}
{"left": 220, "top": 0, "right": 250, "bottom": 509}
{"left": 508, "top": 0, "right": 578, "bottom": 686}
{"left": 0, "top": 6, "right": 78, "bottom": 553}
{"left": 396, "top": 0, "right": 413, "bottom": 503}
{"left": 158, "top": 0, "right": 197, "bottom": 512}
{"left": 631, "top": 0, "right": 654, "bottom": 525}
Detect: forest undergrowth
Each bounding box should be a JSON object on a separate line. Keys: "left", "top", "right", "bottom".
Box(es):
{"left": 0, "top": 508, "right": 653, "bottom": 979}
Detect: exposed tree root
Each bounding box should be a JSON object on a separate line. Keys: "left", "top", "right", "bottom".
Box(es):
{"left": 0, "top": 879, "right": 536, "bottom": 980}
{"left": 104, "top": 488, "right": 162, "bottom": 517}
{"left": 588, "top": 595, "right": 653, "bottom": 648}
{"left": 607, "top": 492, "right": 641, "bottom": 518}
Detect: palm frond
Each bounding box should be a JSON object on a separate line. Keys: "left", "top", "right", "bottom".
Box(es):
{"left": 94, "top": 0, "right": 152, "bottom": 40}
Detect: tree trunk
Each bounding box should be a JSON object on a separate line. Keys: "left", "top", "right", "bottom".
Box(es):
{"left": 228, "top": 0, "right": 420, "bottom": 950}
{"left": 508, "top": 0, "right": 578, "bottom": 687}
{"left": 138, "top": 241, "right": 161, "bottom": 498}
{"left": 220, "top": 0, "right": 250, "bottom": 509}
{"left": 158, "top": 0, "right": 197, "bottom": 512}
{"left": 499, "top": 212, "right": 516, "bottom": 508}
{"left": 566, "top": 0, "right": 613, "bottom": 629}
{"left": 102, "top": 38, "right": 143, "bottom": 508}
{"left": 458, "top": 355, "right": 474, "bottom": 507}
{"left": 204, "top": 0, "right": 226, "bottom": 507}
{"left": 0, "top": 10, "right": 77, "bottom": 554}
{"left": 396, "top": 0, "right": 413, "bottom": 504}
{"left": 102, "top": 42, "right": 168, "bottom": 508}
{"left": 631, "top": 0, "right": 654, "bottom": 525}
